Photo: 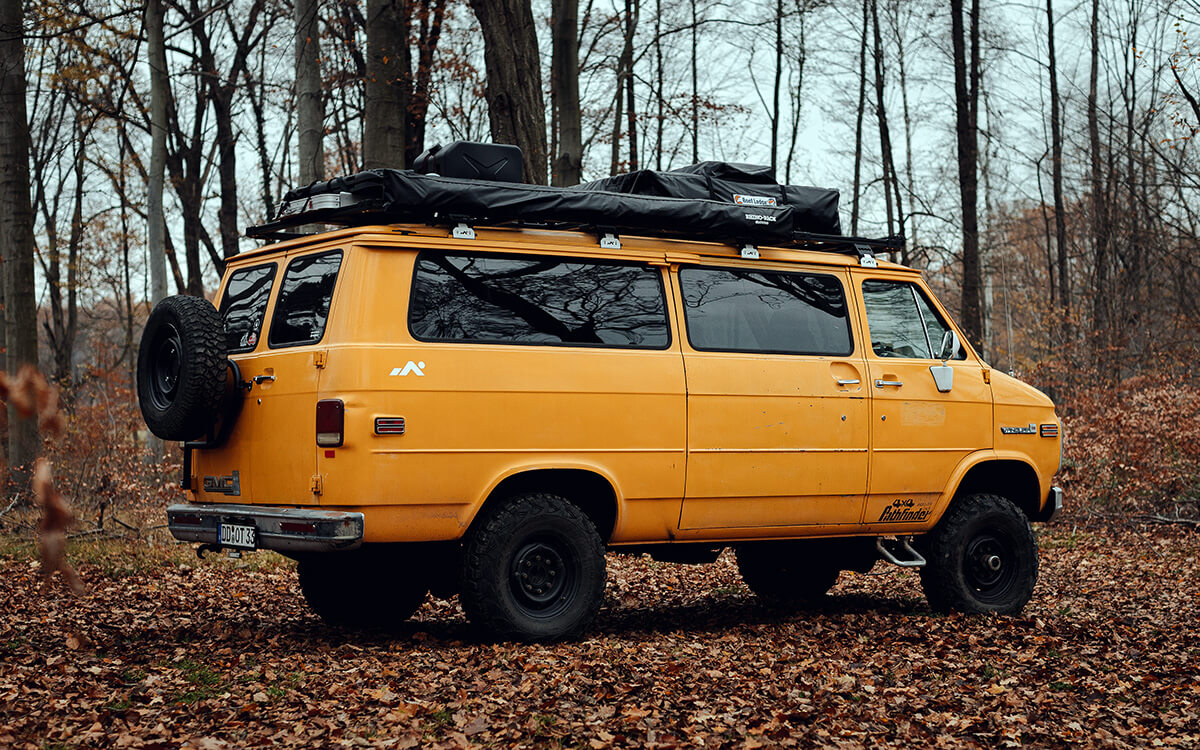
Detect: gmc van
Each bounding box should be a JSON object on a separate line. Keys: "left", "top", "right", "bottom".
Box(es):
{"left": 139, "top": 154, "right": 1062, "bottom": 640}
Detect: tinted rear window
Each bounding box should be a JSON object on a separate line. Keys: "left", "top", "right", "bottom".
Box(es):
{"left": 679, "top": 266, "right": 852, "bottom": 355}
{"left": 409, "top": 252, "right": 670, "bottom": 348}
{"left": 268, "top": 250, "right": 343, "bottom": 348}
{"left": 220, "top": 263, "right": 276, "bottom": 352}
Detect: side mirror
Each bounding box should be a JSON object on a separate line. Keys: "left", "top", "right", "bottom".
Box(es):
{"left": 937, "top": 330, "right": 960, "bottom": 362}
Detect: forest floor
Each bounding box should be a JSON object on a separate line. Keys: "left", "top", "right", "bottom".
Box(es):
{"left": 0, "top": 520, "right": 1197, "bottom": 749}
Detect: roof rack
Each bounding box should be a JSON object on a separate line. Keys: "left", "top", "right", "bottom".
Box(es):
{"left": 245, "top": 169, "right": 905, "bottom": 262}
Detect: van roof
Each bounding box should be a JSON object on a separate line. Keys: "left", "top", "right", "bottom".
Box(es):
{"left": 234, "top": 223, "right": 917, "bottom": 273}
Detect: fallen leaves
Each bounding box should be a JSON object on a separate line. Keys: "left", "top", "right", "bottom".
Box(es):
{"left": 0, "top": 525, "right": 1197, "bottom": 748}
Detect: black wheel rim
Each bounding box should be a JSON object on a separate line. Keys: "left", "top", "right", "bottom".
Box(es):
{"left": 510, "top": 536, "right": 579, "bottom": 620}
{"left": 148, "top": 323, "right": 185, "bottom": 411}
{"left": 964, "top": 531, "right": 1019, "bottom": 604}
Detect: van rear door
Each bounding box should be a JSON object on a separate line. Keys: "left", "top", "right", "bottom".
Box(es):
{"left": 242, "top": 248, "right": 345, "bottom": 506}
{"left": 191, "top": 261, "right": 277, "bottom": 503}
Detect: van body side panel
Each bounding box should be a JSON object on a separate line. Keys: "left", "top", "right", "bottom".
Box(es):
{"left": 314, "top": 247, "right": 687, "bottom": 542}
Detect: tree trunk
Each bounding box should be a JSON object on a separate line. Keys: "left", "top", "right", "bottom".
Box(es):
{"left": 850, "top": 0, "right": 869, "bottom": 235}
{"left": 784, "top": 1, "right": 807, "bottom": 184}
{"left": 654, "top": 0, "right": 663, "bottom": 170}
{"left": 690, "top": 0, "right": 698, "bottom": 163}
{"left": 1087, "top": 0, "right": 1109, "bottom": 359}
{"left": 0, "top": 0, "right": 41, "bottom": 485}
{"left": 1047, "top": 0, "right": 1069, "bottom": 331}
{"left": 870, "top": 0, "right": 901, "bottom": 238}
{"left": 771, "top": 0, "right": 782, "bottom": 174}
{"left": 950, "top": 0, "right": 984, "bottom": 353}
{"left": 551, "top": 0, "right": 582, "bottom": 185}
{"left": 623, "top": 0, "right": 638, "bottom": 171}
{"left": 892, "top": 0, "right": 918, "bottom": 260}
{"left": 295, "top": 0, "right": 324, "bottom": 184}
{"left": 467, "top": 0, "right": 548, "bottom": 183}
{"left": 407, "top": 0, "right": 448, "bottom": 165}
{"left": 147, "top": 0, "right": 168, "bottom": 309}
{"left": 364, "top": 0, "right": 411, "bottom": 169}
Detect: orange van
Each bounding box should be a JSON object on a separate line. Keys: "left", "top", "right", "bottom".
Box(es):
{"left": 139, "top": 155, "right": 1062, "bottom": 640}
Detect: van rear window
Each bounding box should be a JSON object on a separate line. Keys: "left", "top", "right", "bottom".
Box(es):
{"left": 268, "top": 250, "right": 343, "bottom": 348}
{"left": 679, "top": 266, "right": 853, "bottom": 356}
{"left": 220, "top": 263, "right": 277, "bottom": 352}
{"left": 409, "top": 252, "right": 670, "bottom": 349}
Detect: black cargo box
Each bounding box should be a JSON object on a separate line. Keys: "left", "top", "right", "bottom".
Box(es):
{"left": 414, "top": 141, "right": 523, "bottom": 183}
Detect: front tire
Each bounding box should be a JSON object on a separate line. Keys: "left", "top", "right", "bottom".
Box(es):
{"left": 459, "top": 493, "right": 606, "bottom": 641}
{"left": 919, "top": 493, "right": 1038, "bottom": 614}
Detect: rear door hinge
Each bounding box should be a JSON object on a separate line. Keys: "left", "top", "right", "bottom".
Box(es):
{"left": 310, "top": 475, "right": 323, "bottom": 494}
{"left": 313, "top": 351, "right": 327, "bottom": 369}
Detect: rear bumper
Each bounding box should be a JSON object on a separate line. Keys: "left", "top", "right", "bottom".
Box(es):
{"left": 167, "top": 503, "right": 364, "bottom": 553}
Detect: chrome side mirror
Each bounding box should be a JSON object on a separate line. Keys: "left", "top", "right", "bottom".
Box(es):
{"left": 930, "top": 331, "right": 958, "bottom": 393}
{"left": 937, "top": 330, "right": 960, "bottom": 361}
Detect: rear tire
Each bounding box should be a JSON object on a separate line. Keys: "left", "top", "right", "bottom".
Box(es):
{"left": 299, "top": 550, "right": 428, "bottom": 628}
{"left": 459, "top": 493, "right": 606, "bottom": 641}
{"left": 919, "top": 493, "right": 1038, "bottom": 615}
{"left": 737, "top": 542, "right": 840, "bottom": 608}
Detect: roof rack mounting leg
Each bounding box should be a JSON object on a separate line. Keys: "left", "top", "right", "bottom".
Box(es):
{"left": 600, "top": 232, "right": 621, "bottom": 250}
{"left": 854, "top": 243, "right": 878, "bottom": 268}
{"left": 740, "top": 244, "right": 760, "bottom": 260}
{"left": 452, "top": 223, "right": 476, "bottom": 240}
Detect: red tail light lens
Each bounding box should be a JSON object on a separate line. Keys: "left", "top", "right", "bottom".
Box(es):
{"left": 316, "top": 399, "right": 344, "bottom": 447}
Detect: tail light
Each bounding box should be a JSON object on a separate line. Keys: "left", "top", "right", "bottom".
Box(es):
{"left": 316, "top": 399, "right": 344, "bottom": 447}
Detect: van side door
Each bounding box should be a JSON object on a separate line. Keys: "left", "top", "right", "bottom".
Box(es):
{"left": 676, "top": 262, "right": 870, "bottom": 531}
{"left": 853, "top": 273, "right": 992, "bottom": 528}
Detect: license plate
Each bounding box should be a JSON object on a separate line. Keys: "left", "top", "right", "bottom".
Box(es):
{"left": 219, "top": 523, "right": 256, "bottom": 549}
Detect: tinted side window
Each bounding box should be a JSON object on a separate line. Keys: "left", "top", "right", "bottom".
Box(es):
{"left": 220, "top": 263, "right": 276, "bottom": 352}
{"left": 861, "top": 279, "right": 965, "bottom": 359}
{"left": 409, "top": 252, "right": 669, "bottom": 348}
{"left": 268, "top": 250, "right": 343, "bottom": 348}
{"left": 679, "top": 267, "right": 852, "bottom": 355}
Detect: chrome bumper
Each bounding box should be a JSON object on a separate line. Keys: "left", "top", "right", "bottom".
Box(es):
{"left": 167, "top": 503, "right": 364, "bottom": 553}
{"left": 1040, "top": 486, "right": 1064, "bottom": 523}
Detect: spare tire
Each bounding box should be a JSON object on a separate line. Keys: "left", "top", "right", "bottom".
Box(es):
{"left": 137, "top": 295, "right": 228, "bottom": 441}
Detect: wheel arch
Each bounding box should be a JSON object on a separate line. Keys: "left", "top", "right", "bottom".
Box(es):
{"left": 470, "top": 465, "right": 622, "bottom": 543}
{"left": 939, "top": 453, "right": 1045, "bottom": 521}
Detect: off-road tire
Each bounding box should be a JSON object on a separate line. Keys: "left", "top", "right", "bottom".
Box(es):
{"left": 459, "top": 493, "right": 606, "bottom": 641}
{"left": 298, "top": 552, "right": 428, "bottom": 628}
{"left": 137, "top": 295, "right": 227, "bottom": 440}
{"left": 919, "top": 493, "right": 1038, "bottom": 615}
{"left": 737, "top": 542, "right": 840, "bottom": 608}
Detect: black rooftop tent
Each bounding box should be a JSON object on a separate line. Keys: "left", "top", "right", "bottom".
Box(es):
{"left": 246, "top": 142, "right": 902, "bottom": 260}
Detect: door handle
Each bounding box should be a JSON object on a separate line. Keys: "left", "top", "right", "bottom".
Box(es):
{"left": 875, "top": 379, "right": 904, "bottom": 388}
{"left": 252, "top": 374, "right": 276, "bottom": 384}
{"left": 836, "top": 378, "right": 861, "bottom": 386}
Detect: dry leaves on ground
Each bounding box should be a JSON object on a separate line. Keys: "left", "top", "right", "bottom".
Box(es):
{"left": 0, "top": 524, "right": 1197, "bottom": 749}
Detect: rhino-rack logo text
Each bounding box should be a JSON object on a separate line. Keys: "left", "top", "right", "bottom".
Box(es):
{"left": 877, "top": 498, "right": 930, "bottom": 523}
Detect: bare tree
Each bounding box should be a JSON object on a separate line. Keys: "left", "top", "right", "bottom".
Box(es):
{"left": 1046, "top": 0, "right": 1068, "bottom": 328}
{"left": 295, "top": 0, "right": 324, "bottom": 184}
{"left": 950, "top": 0, "right": 983, "bottom": 352}
{"left": 551, "top": 0, "right": 583, "bottom": 185}
{"left": 467, "top": 0, "right": 548, "bottom": 183}
{"left": 364, "top": 0, "right": 410, "bottom": 169}
{"left": 0, "top": 0, "right": 40, "bottom": 483}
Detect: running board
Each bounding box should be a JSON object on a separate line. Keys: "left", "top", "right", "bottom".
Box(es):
{"left": 875, "top": 537, "right": 927, "bottom": 568}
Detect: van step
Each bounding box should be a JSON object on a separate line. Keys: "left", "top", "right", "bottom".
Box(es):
{"left": 875, "top": 537, "right": 927, "bottom": 568}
